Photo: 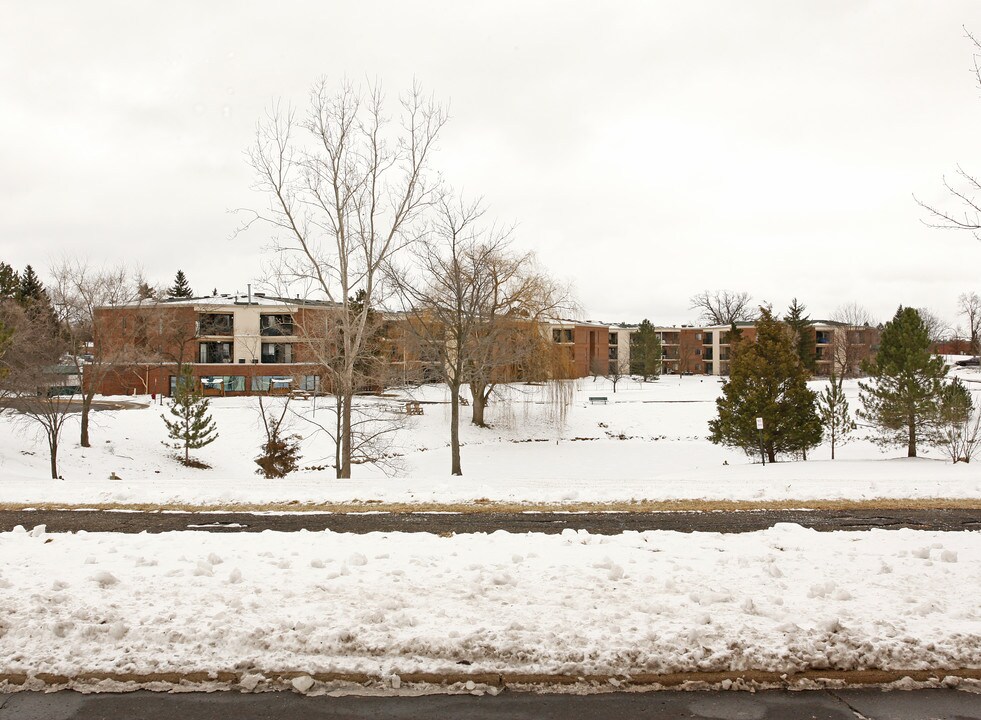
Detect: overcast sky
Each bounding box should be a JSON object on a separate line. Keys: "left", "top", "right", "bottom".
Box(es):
{"left": 2, "top": 1, "right": 981, "bottom": 327}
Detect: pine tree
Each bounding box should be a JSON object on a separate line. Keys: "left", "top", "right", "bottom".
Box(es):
{"left": 708, "top": 307, "right": 822, "bottom": 462}
{"left": 817, "top": 370, "right": 856, "bottom": 459}
{"left": 17, "top": 265, "right": 45, "bottom": 304}
{"left": 167, "top": 270, "right": 193, "bottom": 299}
{"left": 162, "top": 367, "right": 218, "bottom": 465}
{"left": 629, "top": 319, "right": 662, "bottom": 380}
{"left": 858, "top": 306, "right": 947, "bottom": 457}
{"left": 784, "top": 298, "right": 816, "bottom": 372}
{"left": 0, "top": 263, "right": 19, "bottom": 300}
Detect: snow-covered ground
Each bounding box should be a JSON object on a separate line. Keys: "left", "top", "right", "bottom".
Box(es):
{"left": 2, "top": 523, "right": 979, "bottom": 682}
{"left": 1, "top": 370, "right": 980, "bottom": 507}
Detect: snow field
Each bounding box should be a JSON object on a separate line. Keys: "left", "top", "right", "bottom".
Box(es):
{"left": 2, "top": 523, "right": 980, "bottom": 678}
{"left": 0, "top": 373, "right": 979, "bottom": 507}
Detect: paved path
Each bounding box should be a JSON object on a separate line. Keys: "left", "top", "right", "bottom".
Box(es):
{"left": 2, "top": 508, "right": 979, "bottom": 534}
{"left": 1, "top": 688, "right": 980, "bottom": 719}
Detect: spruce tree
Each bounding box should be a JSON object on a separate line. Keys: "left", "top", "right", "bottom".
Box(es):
{"left": 162, "top": 367, "right": 218, "bottom": 465}
{"left": 817, "top": 370, "right": 856, "bottom": 459}
{"left": 858, "top": 306, "right": 947, "bottom": 457}
{"left": 784, "top": 298, "right": 816, "bottom": 372}
{"left": 0, "top": 263, "right": 19, "bottom": 300}
{"left": 629, "top": 319, "right": 663, "bottom": 380}
{"left": 167, "top": 270, "right": 193, "bottom": 298}
{"left": 708, "top": 307, "right": 822, "bottom": 462}
{"left": 17, "top": 265, "right": 45, "bottom": 304}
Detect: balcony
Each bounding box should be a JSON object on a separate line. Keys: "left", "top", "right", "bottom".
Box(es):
{"left": 197, "top": 313, "right": 234, "bottom": 336}
{"left": 260, "top": 314, "right": 295, "bottom": 337}
{"left": 198, "top": 342, "right": 232, "bottom": 364}
{"left": 261, "top": 343, "right": 293, "bottom": 364}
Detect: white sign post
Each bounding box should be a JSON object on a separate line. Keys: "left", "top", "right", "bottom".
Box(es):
{"left": 755, "top": 417, "right": 765, "bottom": 466}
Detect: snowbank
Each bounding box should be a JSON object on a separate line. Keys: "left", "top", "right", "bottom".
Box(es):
{"left": 1, "top": 524, "right": 979, "bottom": 678}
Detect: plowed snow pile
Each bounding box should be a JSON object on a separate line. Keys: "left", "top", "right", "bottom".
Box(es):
{"left": 2, "top": 523, "right": 979, "bottom": 678}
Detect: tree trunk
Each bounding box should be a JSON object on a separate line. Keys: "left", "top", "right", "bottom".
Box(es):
{"left": 334, "top": 394, "right": 342, "bottom": 478}
{"left": 80, "top": 391, "right": 95, "bottom": 448}
{"left": 450, "top": 382, "right": 462, "bottom": 476}
{"left": 49, "top": 435, "right": 58, "bottom": 479}
{"left": 831, "top": 435, "right": 836, "bottom": 460}
{"left": 766, "top": 443, "right": 776, "bottom": 464}
{"left": 908, "top": 416, "right": 917, "bottom": 458}
{"left": 470, "top": 380, "right": 487, "bottom": 427}
{"left": 340, "top": 391, "right": 353, "bottom": 478}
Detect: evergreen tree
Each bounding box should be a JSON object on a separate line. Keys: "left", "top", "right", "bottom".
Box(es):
{"left": 629, "top": 319, "right": 662, "bottom": 380}
{"left": 167, "top": 270, "right": 193, "bottom": 298}
{"left": 708, "top": 307, "right": 822, "bottom": 462}
{"left": 162, "top": 367, "right": 218, "bottom": 465}
{"left": 858, "top": 306, "right": 947, "bottom": 457}
{"left": 17, "top": 265, "right": 45, "bottom": 304}
{"left": 784, "top": 298, "right": 816, "bottom": 372}
{"left": 0, "top": 263, "right": 19, "bottom": 300}
{"left": 817, "top": 370, "right": 856, "bottom": 459}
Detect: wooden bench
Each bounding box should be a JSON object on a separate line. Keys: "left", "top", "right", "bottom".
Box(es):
{"left": 588, "top": 396, "right": 608, "bottom": 405}
{"left": 405, "top": 401, "right": 424, "bottom": 415}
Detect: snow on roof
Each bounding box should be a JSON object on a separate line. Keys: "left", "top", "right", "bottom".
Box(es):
{"left": 109, "top": 292, "right": 339, "bottom": 310}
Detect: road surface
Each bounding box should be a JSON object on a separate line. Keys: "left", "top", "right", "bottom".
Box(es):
{"left": 1, "top": 508, "right": 979, "bottom": 534}
{"left": 1, "top": 688, "right": 980, "bottom": 719}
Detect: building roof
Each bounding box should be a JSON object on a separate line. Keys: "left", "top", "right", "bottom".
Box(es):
{"left": 107, "top": 292, "right": 339, "bottom": 310}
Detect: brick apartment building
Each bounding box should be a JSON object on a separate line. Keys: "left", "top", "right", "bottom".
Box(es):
{"left": 568, "top": 320, "right": 879, "bottom": 379}
{"left": 92, "top": 292, "right": 338, "bottom": 396}
{"left": 91, "top": 291, "right": 882, "bottom": 397}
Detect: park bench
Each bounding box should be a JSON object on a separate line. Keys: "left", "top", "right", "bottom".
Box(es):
{"left": 405, "top": 401, "right": 424, "bottom": 415}
{"left": 588, "top": 396, "right": 608, "bottom": 405}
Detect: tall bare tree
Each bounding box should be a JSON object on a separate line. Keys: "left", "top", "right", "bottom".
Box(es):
{"left": 830, "top": 302, "right": 876, "bottom": 378}
{"left": 242, "top": 78, "right": 447, "bottom": 478}
{"left": 958, "top": 292, "right": 981, "bottom": 355}
{"left": 391, "top": 196, "right": 567, "bottom": 471}
{"left": 916, "top": 307, "right": 953, "bottom": 347}
{"left": 0, "top": 301, "right": 73, "bottom": 478}
{"left": 916, "top": 28, "right": 981, "bottom": 238}
{"left": 50, "top": 258, "right": 144, "bottom": 447}
{"left": 689, "top": 290, "right": 756, "bottom": 326}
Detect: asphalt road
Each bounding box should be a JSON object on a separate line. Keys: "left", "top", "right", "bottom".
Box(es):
{"left": 2, "top": 688, "right": 980, "bottom": 719}
{"left": 2, "top": 508, "right": 979, "bottom": 534}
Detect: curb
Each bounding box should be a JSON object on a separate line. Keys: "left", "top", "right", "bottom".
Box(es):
{"left": 2, "top": 668, "right": 980, "bottom": 692}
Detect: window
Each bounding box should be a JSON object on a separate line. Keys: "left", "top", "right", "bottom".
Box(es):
{"left": 251, "top": 375, "right": 294, "bottom": 392}
{"left": 552, "top": 328, "right": 574, "bottom": 344}
{"left": 199, "top": 342, "right": 232, "bottom": 363}
{"left": 261, "top": 343, "right": 293, "bottom": 364}
{"left": 197, "top": 313, "right": 234, "bottom": 336}
{"left": 260, "top": 314, "right": 295, "bottom": 337}
{"left": 609, "top": 333, "right": 618, "bottom": 345}
{"left": 200, "top": 376, "right": 245, "bottom": 393}
{"left": 300, "top": 375, "right": 320, "bottom": 392}
{"left": 609, "top": 346, "right": 618, "bottom": 360}
{"left": 703, "top": 331, "right": 713, "bottom": 344}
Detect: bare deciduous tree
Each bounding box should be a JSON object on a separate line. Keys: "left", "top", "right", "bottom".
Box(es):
{"left": 830, "top": 302, "right": 876, "bottom": 378}
{"left": 0, "top": 301, "right": 74, "bottom": 479}
{"left": 916, "top": 28, "right": 981, "bottom": 238}
{"left": 689, "top": 290, "right": 757, "bottom": 326}
{"left": 958, "top": 292, "right": 981, "bottom": 355}
{"left": 606, "top": 356, "right": 629, "bottom": 393}
{"left": 391, "top": 196, "right": 569, "bottom": 472}
{"left": 916, "top": 307, "right": 953, "bottom": 346}
{"left": 241, "top": 78, "right": 447, "bottom": 478}
{"left": 50, "top": 258, "right": 144, "bottom": 447}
